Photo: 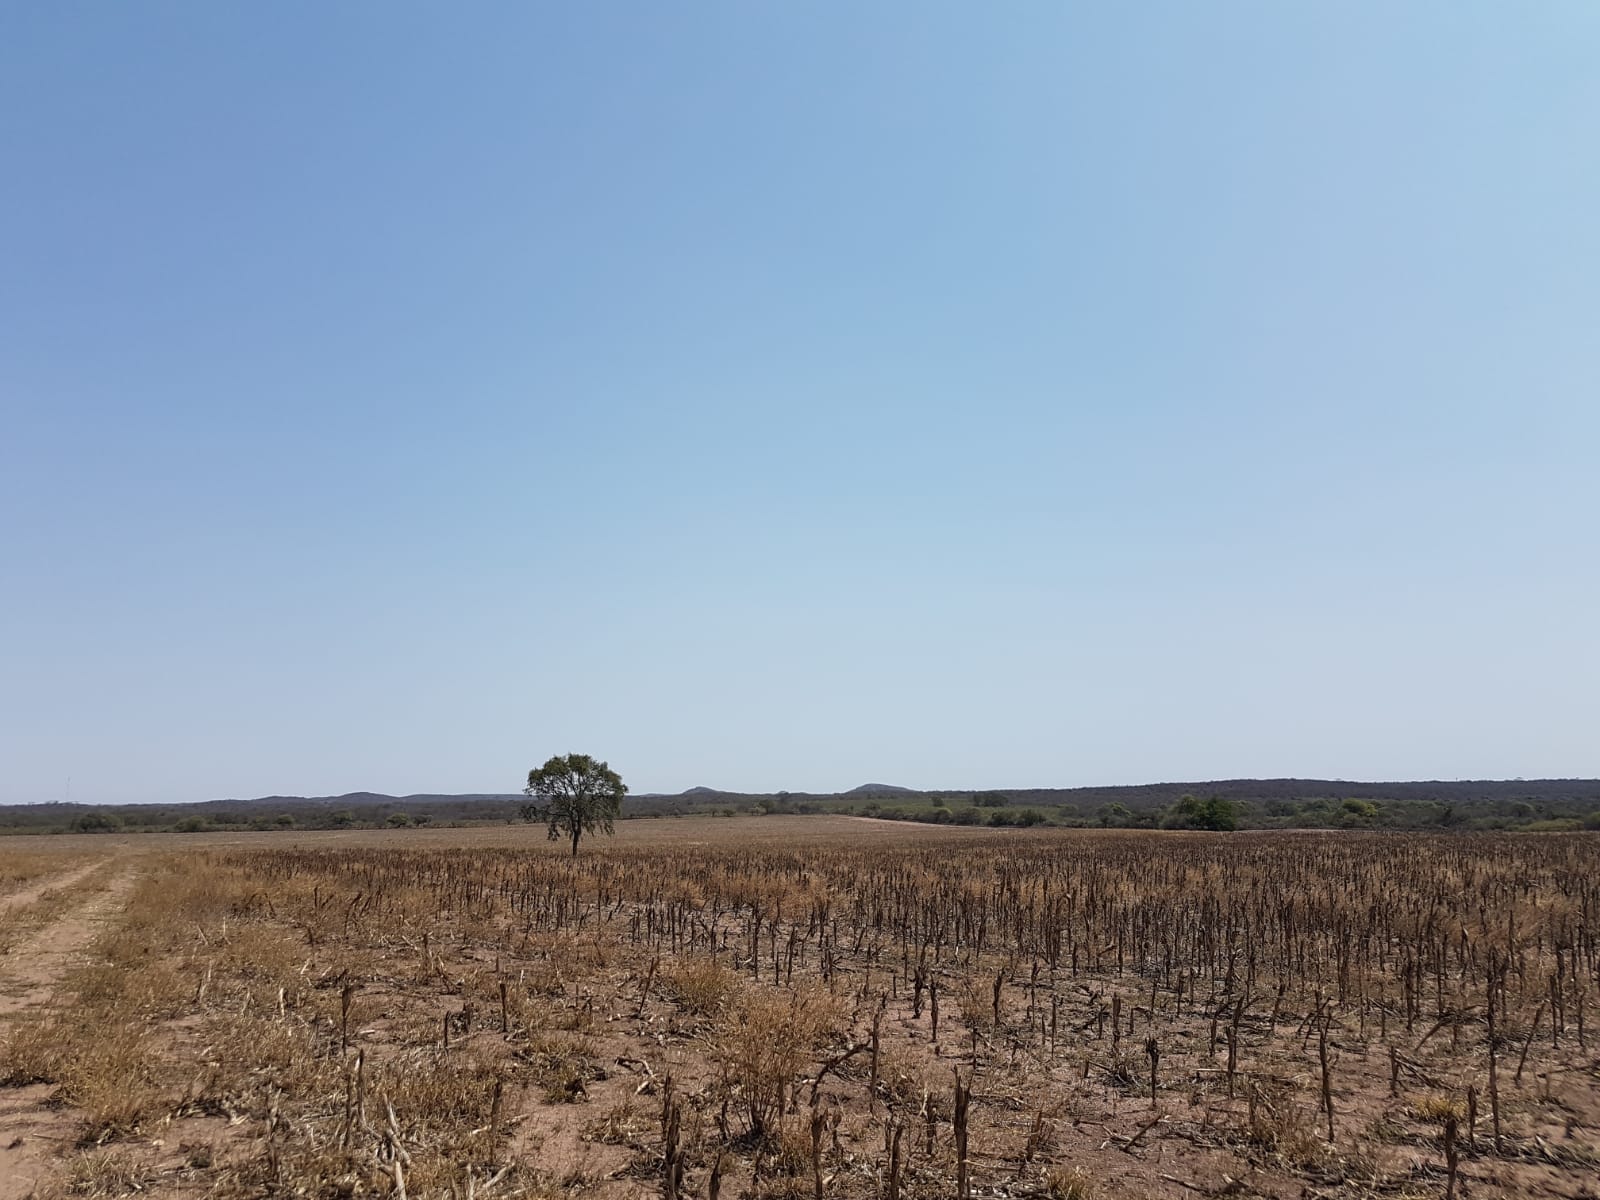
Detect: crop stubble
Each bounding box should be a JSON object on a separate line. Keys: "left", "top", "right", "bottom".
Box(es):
{"left": 0, "top": 818, "right": 1595, "bottom": 1199}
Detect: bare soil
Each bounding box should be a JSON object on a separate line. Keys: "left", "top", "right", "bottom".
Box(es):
{"left": 0, "top": 858, "right": 137, "bottom": 1198}
{"left": 0, "top": 820, "right": 1595, "bottom": 1200}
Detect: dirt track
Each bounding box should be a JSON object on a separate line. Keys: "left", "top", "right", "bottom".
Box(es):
{"left": 0, "top": 858, "right": 137, "bottom": 1199}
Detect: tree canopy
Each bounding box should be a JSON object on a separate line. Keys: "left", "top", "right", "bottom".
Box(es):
{"left": 1162, "top": 795, "right": 1239, "bottom": 832}
{"left": 522, "top": 753, "right": 627, "bottom": 855}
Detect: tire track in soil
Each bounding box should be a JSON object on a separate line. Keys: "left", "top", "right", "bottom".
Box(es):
{"left": 0, "top": 860, "right": 138, "bottom": 1199}
{"left": 0, "top": 860, "right": 112, "bottom": 921}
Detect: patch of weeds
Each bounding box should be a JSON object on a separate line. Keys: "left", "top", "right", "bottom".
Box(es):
{"left": 1412, "top": 1093, "right": 1464, "bottom": 1122}
{"left": 586, "top": 1098, "right": 648, "bottom": 1145}
{"left": 1043, "top": 1166, "right": 1098, "bottom": 1200}
{"left": 58, "top": 1148, "right": 158, "bottom": 1197}
{"left": 662, "top": 957, "right": 738, "bottom": 1017}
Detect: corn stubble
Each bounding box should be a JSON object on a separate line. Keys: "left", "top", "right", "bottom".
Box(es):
{"left": 2, "top": 828, "right": 1597, "bottom": 1199}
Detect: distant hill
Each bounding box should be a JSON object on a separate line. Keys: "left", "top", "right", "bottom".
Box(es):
{"left": 0, "top": 792, "right": 528, "bottom": 834}
{"left": 3, "top": 778, "right": 1597, "bottom": 834}
{"left": 236, "top": 792, "right": 524, "bottom": 808}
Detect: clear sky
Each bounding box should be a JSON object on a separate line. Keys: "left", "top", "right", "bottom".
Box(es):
{"left": 3, "top": 3, "right": 1597, "bottom": 804}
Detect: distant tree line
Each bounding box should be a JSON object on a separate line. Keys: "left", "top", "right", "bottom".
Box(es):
{"left": 5, "top": 778, "right": 1599, "bottom": 836}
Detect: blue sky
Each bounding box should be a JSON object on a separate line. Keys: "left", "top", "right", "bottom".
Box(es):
{"left": 3, "top": 3, "right": 1597, "bottom": 804}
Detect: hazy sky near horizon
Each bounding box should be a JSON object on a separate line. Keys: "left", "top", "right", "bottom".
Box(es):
{"left": 3, "top": 4, "right": 1598, "bottom": 805}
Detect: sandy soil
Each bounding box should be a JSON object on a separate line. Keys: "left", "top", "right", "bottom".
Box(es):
{"left": 0, "top": 860, "right": 109, "bottom": 921}
{"left": 0, "top": 859, "right": 137, "bottom": 1198}
{"left": 0, "top": 821, "right": 1593, "bottom": 1200}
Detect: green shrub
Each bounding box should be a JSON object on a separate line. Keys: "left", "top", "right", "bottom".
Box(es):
{"left": 71, "top": 811, "right": 123, "bottom": 834}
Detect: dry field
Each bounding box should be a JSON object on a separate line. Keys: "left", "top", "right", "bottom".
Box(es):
{"left": 0, "top": 817, "right": 1596, "bottom": 1200}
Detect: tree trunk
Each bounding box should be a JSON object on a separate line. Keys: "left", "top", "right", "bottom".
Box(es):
{"left": 570, "top": 825, "right": 581, "bottom": 856}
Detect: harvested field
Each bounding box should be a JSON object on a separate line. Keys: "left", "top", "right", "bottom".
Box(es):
{"left": 0, "top": 818, "right": 1596, "bottom": 1199}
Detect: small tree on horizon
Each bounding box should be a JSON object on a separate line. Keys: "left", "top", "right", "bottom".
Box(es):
{"left": 522, "top": 753, "right": 628, "bottom": 855}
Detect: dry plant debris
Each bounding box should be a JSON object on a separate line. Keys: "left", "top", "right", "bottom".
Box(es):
{"left": 0, "top": 822, "right": 1596, "bottom": 1200}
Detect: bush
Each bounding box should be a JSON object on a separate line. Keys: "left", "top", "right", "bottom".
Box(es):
{"left": 662, "top": 958, "right": 737, "bottom": 1017}
{"left": 1097, "top": 803, "right": 1133, "bottom": 828}
{"left": 1163, "top": 796, "right": 1239, "bottom": 831}
{"left": 71, "top": 811, "right": 123, "bottom": 834}
{"left": 714, "top": 984, "right": 844, "bottom": 1139}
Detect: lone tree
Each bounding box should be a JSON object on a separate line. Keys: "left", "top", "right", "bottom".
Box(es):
{"left": 522, "top": 753, "right": 627, "bottom": 855}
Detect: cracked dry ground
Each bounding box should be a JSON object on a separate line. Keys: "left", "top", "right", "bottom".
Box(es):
{"left": 0, "top": 820, "right": 1597, "bottom": 1200}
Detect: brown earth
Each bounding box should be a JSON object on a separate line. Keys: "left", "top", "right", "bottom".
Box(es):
{"left": 0, "top": 819, "right": 1595, "bottom": 1200}
{"left": 0, "top": 857, "right": 137, "bottom": 1199}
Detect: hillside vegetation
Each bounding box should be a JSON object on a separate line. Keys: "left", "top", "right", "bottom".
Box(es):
{"left": 3, "top": 778, "right": 1597, "bottom": 836}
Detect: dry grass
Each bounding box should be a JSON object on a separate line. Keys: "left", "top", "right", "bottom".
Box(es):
{"left": 1, "top": 822, "right": 1597, "bottom": 1199}
{"left": 0, "top": 850, "right": 96, "bottom": 896}
{"left": 0, "top": 858, "right": 121, "bottom": 954}
{"left": 662, "top": 955, "right": 738, "bottom": 1017}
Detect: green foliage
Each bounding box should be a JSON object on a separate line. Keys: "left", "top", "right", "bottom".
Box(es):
{"left": 972, "top": 791, "right": 1010, "bottom": 808}
{"left": 1340, "top": 798, "right": 1379, "bottom": 827}
{"left": 386, "top": 811, "right": 413, "bottom": 827}
{"left": 983, "top": 807, "right": 1048, "bottom": 827}
{"left": 522, "top": 752, "right": 628, "bottom": 855}
{"left": 71, "top": 811, "right": 123, "bottom": 833}
{"left": 174, "top": 815, "right": 210, "bottom": 833}
{"left": 1163, "top": 795, "right": 1239, "bottom": 832}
